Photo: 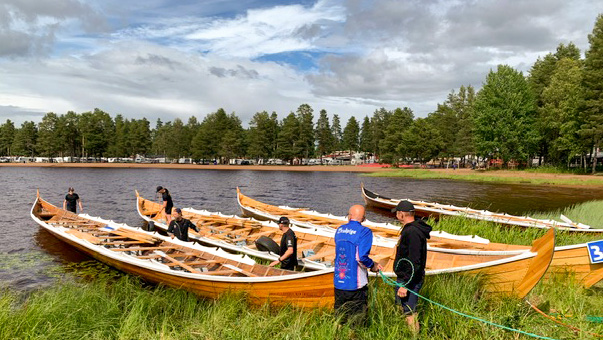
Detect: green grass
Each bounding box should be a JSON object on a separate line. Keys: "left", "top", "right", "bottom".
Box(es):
{"left": 520, "top": 165, "right": 589, "bottom": 175}
{"left": 364, "top": 169, "right": 603, "bottom": 186}
{"left": 0, "top": 266, "right": 601, "bottom": 340}
{"left": 530, "top": 200, "right": 603, "bottom": 230}
{"left": 429, "top": 216, "right": 602, "bottom": 247}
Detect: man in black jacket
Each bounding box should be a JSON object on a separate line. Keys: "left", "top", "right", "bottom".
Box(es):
{"left": 392, "top": 200, "right": 431, "bottom": 333}
{"left": 167, "top": 208, "right": 199, "bottom": 242}
{"left": 269, "top": 217, "right": 297, "bottom": 270}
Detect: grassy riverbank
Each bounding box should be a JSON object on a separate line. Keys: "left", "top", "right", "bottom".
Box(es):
{"left": 365, "top": 168, "right": 603, "bottom": 186}
{"left": 1, "top": 267, "right": 601, "bottom": 340}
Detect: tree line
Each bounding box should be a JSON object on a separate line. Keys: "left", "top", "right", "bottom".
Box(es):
{"left": 1, "top": 15, "right": 602, "bottom": 172}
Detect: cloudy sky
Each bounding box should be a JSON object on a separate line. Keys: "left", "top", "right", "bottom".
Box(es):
{"left": 1, "top": 0, "right": 602, "bottom": 126}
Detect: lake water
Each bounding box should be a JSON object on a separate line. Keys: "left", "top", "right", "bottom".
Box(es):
{"left": 1, "top": 167, "right": 602, "bottom": 291}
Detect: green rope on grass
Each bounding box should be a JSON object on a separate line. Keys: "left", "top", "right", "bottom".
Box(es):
{"left": 379, "top": 264, "right": 558, "bottom": 340}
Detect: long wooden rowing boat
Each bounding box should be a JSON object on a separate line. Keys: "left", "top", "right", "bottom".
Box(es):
{"left": 236, "top": 189, "right": 603, "bottom": 288}
{"left": 237, "top": 188, "right": 525, "bottom": 251}
{"left": 32, "top": 192, "right": 334, "bottom": 308}
{"left": 138, "top": 192, "right": 518, "bottom": 270}
{"left": 361, "top": 184, "right": 602, "bottom": 233}
{"left": 137, "top": 192, "right": 556, "bottom": 297}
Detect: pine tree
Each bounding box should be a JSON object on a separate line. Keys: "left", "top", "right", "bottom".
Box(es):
{"left": 315, "top": 109, "right": 334, "bottom": 162}
{"left": 581, "top": 14, "right": 603, "bottom": 173}
{"left": 379, "top": 107, "right": 413, "bottom": 164}
{"left": 276, "top": 113, "right": 299, "bottom": 164}
{"left": 342, "top": 116, "right": 360, "bottom": 155}
{"left": 0, "top": 119, "right": 15, "bottom": 156}
{"left": 359, "top": 116, "right": 372, "bottom": 154}
{"left": 295, "top": 104, "right": 314, "bottom": 160}
{"left": 331, "top": 114, "right": 342, "bottom": 151}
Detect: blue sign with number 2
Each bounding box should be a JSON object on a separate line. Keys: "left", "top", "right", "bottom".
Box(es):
{"left": 587, "top": 240, "right": 603, "bottom": 264}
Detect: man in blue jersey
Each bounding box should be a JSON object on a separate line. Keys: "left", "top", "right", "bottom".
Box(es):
{"left": 334, "top": 204, "right": 381, "bottom": 326}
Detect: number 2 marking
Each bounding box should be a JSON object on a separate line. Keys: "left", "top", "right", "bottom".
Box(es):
{"left": 591, "top": 245, "right": 603, "bottom": 261}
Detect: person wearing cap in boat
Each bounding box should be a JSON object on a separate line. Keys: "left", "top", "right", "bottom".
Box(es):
{"left": 63, "top": 187, "right": 83, "bottom": 213}
{"left": 333, "top": 205, "right": 382, "bottom": 326}
{"left": 167, "top": 208, "right": 199, "bottom": 242}
{"left": 156, "top": 186, "right": 173, "bottom": 225}
{"left": 392, "top": 200, "right": 432, "bottom": 333}
{"left": 269, "top": 216, "right": 298, "bottom": 270}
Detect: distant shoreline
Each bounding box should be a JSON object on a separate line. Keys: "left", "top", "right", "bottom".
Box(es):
{"left": 3, "top": 163, "right": 601, "bottom": 187}
{"left": 0, "top": 162, "right": 388, "bottom": 172}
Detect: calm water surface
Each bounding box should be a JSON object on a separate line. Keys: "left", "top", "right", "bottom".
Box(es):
{"left": 1, "top": 167, "right": 602, "bottom": 291}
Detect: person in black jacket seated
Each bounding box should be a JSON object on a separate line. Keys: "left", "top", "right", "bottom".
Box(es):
{"left": 167, "top": 208, "right": 199, "bottom": 242}
{"left": 392, "top": 200, "right": 431, "bottom": 334}
{"left": 269, "top": 217, "right": 297, "bottom": 270}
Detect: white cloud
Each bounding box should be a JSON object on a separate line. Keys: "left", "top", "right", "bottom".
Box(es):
{"left": 112, "top": 0, "right": 346, "bottom": 58}
{"left": 1, "top": 0, "right": 603, "bottom": 126}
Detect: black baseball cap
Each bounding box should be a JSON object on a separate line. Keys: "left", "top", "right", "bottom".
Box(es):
{"left": 391, "top": 200, "right": 415, "bottom": 213}
{"left": 174, "top": 208, "right": 182, "bottom": 214}
{"left": 278, "top": 216, "right": 290, "bottom": 225}
{"left": 156, "top": 186, "right": 163, "bottom": 192}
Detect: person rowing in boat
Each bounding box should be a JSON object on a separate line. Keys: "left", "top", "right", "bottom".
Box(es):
{"left": 167, "top": 208, "right": 199, "bottom": 242}
{"left": 269, "top": 217, "right": 297, "bottom": 270}
{"left": 63, "top": 187, "right": 83, "bottom": 213}
{"left": 392, "top": 200, "right": 431, "bottom": 334}
{"left": 156, "top": 186, "right": 173, "bottom": 224}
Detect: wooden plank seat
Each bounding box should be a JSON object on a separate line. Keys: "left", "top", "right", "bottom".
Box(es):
{"left": 165, "top": 259, "right": 218, "bottom": 267}
{"left": 222, "top": 264, "right": 257, "bottom": 277}
{"left": 156, "top": 253, "right": 202, "bottom": 274}
{"left": 99, "top": 240, "right": 150, "bottom": 246}
{"left": 111, "top": 246, "right": 174, "bottom": 252}
{"left": 65, "top": 229, "right": 102, "bottom": 244}
{"left": 200, "top": 269, "right": 237, "bottom": 276}
{"left": 240, "top": 229, "right": 278, "bottom": 240}
{"left": 297, "top": 240, "right": 326, "bottom": 249}
{"left": 372, "top": 253, "right": 394, "bottom": 261}
{"left": 304, "top": 250, "right": 336, "bottom": 261}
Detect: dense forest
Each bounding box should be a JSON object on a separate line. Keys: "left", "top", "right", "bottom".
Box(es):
{"left": 1, "top": 15, "right": 602, "bottom": 172}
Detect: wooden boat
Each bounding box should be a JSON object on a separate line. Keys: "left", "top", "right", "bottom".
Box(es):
{"left": 236, "top": 189, "right": 603, "bottom": 288}
{"left": 137, "top": 192, "right": 557, "bottom": 297}
{"left": 237, "top": 188, "right": 526, "bottom": 251}
{"left": 31, "top": 192, "right": 335, "bottom": 308}
{"left": 361, "top": 184, "right": 602, "bottom": 233}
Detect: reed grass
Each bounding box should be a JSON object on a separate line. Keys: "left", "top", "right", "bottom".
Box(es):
{"left": 1, "top": 267, "right": 601, "bottom": 340}
{"left": 429, "top": 215, "right": 602, "bottom": 246}
{"left": 365, "top": 169, "right": 603, "bottom": 186}
{"left": 530, "top": 200, "right": 603, "bottom": 230}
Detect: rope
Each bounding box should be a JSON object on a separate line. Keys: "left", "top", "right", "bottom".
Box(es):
{"left": 379, "top": 257, "right": 558, "bottom": 340}
{"left": 526, "top": 301, "right": 603, "bottom": 338}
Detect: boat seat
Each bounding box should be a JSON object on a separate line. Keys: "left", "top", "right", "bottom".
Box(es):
{"left": 65, "top": 229, "right": 102, "bottom": 244}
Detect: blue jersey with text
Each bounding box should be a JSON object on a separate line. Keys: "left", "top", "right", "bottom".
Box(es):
{"left": 334, "top": 220, "right": 375, "bottom": 290}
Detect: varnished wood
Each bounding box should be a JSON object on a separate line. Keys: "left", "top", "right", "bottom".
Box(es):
{"left": 32, "top": 195, "right": 335, "bottom": 308}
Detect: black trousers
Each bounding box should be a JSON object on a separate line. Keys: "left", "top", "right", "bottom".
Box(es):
{"left": 334, "top": 286, "right": 368, "bottom": 326}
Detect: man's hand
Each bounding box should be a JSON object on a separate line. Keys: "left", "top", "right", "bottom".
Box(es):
{"left": 370, "top": 263, "right": 383, "bottom": 273}
{"left": 269, "top": 260, "right": 279, "bottom": 267}
{"left": 397, "top": 287, "right": 408, "bottom": 298}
